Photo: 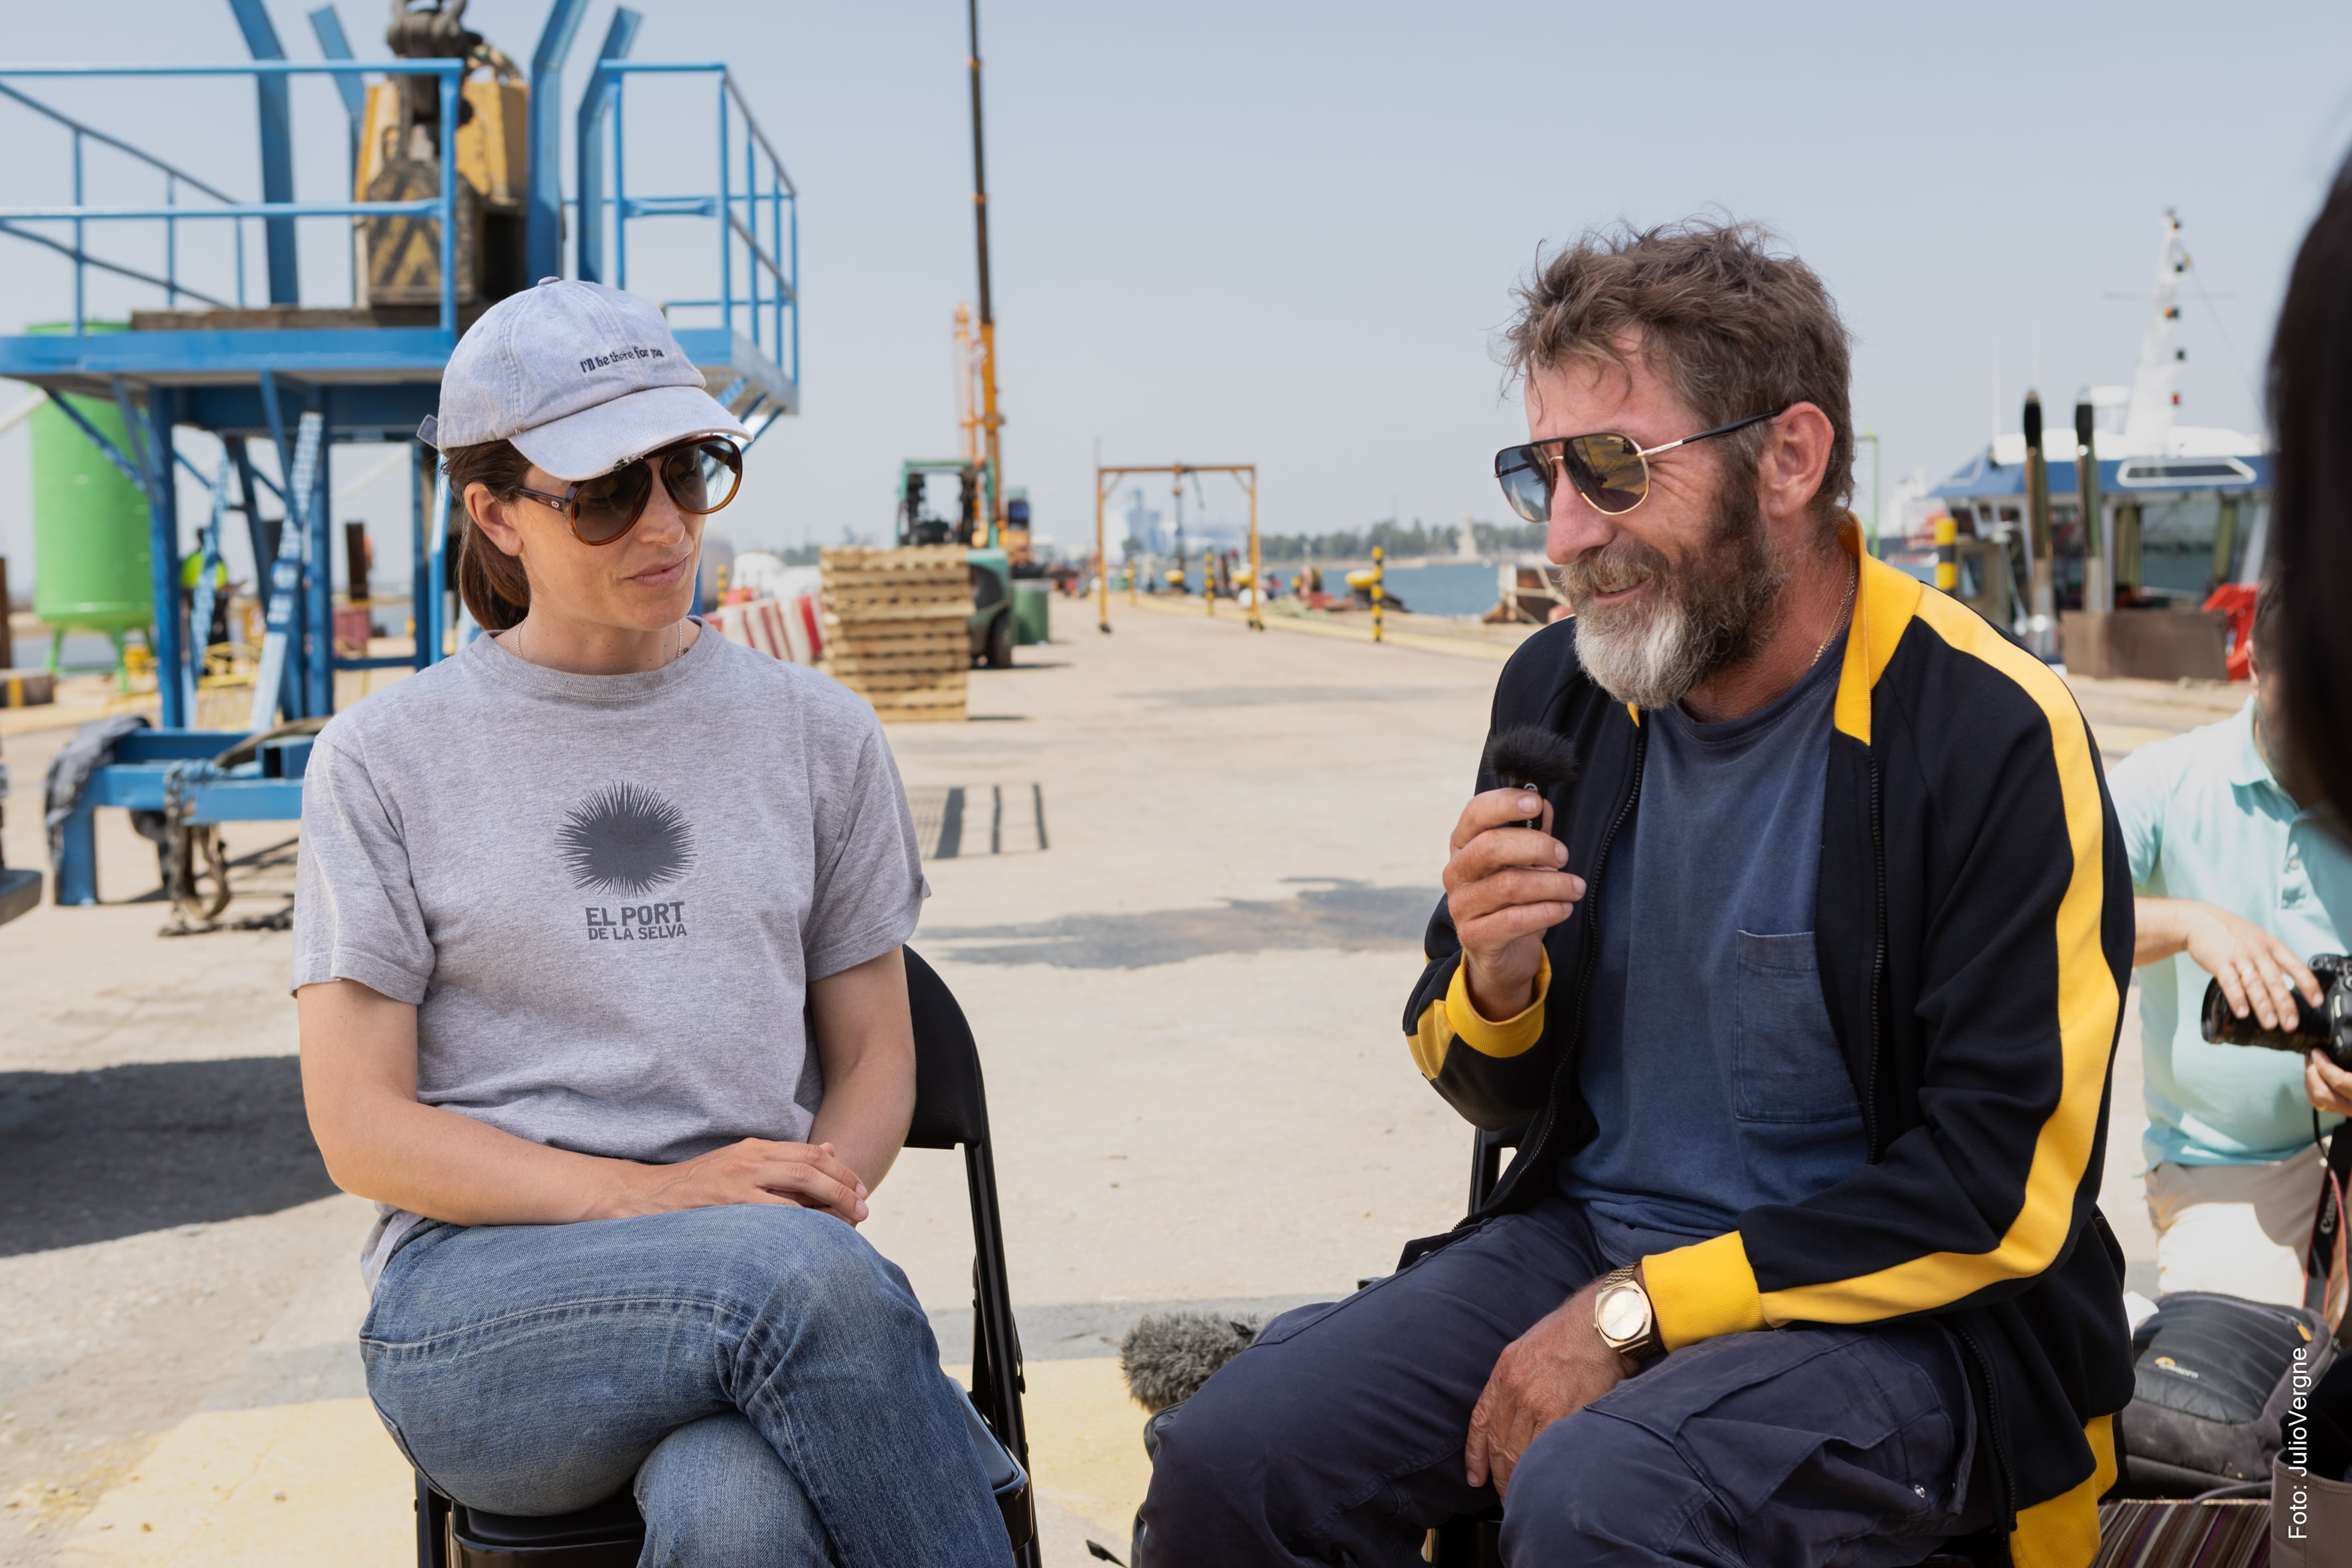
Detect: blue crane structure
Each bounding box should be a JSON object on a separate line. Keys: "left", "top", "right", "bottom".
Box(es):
{"left": 0, "top": 0, "right": 800, "bottom": 907}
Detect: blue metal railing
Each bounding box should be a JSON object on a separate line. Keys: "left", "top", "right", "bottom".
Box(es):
{"left": 0, "top": 60, "right": 465, "bottom": 334}
{"left": 3, "top": 53, "right": 802, "bottom": 692}
{"left": 576, "top": 61, "right": 799, "bottom": 396}
{"left": 0, "top": 82, "right": 246, "bottom": 313}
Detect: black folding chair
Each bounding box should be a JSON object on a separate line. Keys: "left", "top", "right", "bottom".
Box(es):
{"left": 414, "top": 945, "right": 1040, "bottom": 1567}
{"left": 1425, "top": 1125, "right": 1972, "bottom": 1568}
{"left": 1424, "top": 1125, "right": 1522, "bottom": 1568}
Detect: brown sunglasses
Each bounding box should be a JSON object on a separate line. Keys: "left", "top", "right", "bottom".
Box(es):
{"left": 1494, "top": 409, "right": 1782, "bottom": 523}
{"left": 516, "top": 437, "right": 744, "bottom": 545}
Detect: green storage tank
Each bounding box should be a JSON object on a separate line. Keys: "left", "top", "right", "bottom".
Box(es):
{"left": 29, "top": 321, "right": 152, "bottom": 672}
{"left": 1010, "top": 579, "right": 1050, "bottom": 646}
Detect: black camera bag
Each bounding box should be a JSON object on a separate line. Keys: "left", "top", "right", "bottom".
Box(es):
{"left": 2117, "top": 1292, "right": 2336, "bottom": 1495}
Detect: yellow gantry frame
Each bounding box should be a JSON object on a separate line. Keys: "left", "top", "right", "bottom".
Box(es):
{"left": 1093, "top": 464, "right": 1261, "bottom": 635}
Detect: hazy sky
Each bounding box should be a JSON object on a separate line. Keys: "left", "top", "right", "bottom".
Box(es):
{"left": 4, "top": 0, "right": 2351, "bottom": 588}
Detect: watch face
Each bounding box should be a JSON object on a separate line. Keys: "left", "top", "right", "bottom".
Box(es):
{"left": 1597, "top": 1285, "right": 1648, "bottom": 1342}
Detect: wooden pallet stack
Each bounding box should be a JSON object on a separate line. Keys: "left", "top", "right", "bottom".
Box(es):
{"left": 819, "top": 546, "right": 973, "bottom": 723}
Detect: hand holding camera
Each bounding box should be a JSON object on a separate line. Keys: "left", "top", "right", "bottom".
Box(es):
{"left": 2200, "top": 950, "right": 2352, "bottom": 1115}
{"left": 2181, "top": 903, "right": 2326, "bottom": 1036}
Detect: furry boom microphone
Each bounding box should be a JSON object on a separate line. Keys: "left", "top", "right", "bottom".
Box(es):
{"left": 1119, "top": 1312, "right": 1263, "bottom": 1412}
{"left": 1481, "top": 725, "right": 1580, "bottom": 825}
{"left": 1107, "top": 1315, "right": 1267, "bottom": 1565}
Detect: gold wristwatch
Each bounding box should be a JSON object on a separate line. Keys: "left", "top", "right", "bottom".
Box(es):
{"left": 1592, "top": 1265, "right": 1662, "bottom": 1361}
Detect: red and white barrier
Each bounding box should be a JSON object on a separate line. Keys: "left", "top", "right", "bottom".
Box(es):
{"left": 711, "top": 591, "right": 824, "bottom": 666}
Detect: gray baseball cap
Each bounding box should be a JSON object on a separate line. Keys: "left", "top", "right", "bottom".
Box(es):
{"left": 418, "top": 278, "right": 748, "bottom": 481}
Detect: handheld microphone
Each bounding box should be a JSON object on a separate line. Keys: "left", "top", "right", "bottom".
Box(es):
{"left": 1481, "top": 725, "right": 1580, "bottom": 829}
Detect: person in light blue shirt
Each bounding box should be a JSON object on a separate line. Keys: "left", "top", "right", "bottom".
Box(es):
{"left": 2111, "top": 582, "right": 2352, "bottom": 1304}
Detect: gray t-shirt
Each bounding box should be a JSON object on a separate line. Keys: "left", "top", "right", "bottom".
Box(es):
{"left": 1559, "top": 631, "right": 1865, "bottom": 1237}
{"left": 291, "top": 627, "right": 927, "bottom": 1290}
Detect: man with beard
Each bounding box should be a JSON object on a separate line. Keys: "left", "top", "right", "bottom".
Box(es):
{"left": 1142, "top": 222, "right": 2134, "bottom": 1567}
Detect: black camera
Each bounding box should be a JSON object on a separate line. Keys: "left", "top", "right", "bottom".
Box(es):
{"left": 2200, "top": 952, "right": 2352, "bottom": 1070}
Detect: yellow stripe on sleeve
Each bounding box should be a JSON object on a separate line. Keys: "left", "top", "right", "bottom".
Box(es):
{"left": 2007, "top": 1417, "right": 2114, "bottom": 1568}
{"left": 1408, "top": 994, "right": 1456, "bottom": 1080}
{"left": 1761, "top": 588, "right": 2122, "bottom": 1325}
{"left": 1443, "top": 951, "right": 1550, "bottom": 1059}
{"left": 1643, "top": 1231, "right": 1765, "bottom": 1350}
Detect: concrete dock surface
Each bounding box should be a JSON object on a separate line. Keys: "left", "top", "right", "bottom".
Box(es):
{"left": 0, "top": 597, "right": 2239, "bottom": 1564}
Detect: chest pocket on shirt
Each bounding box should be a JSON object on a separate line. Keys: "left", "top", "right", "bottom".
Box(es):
{"left": 1733, "top": 931, "right": 1861, "bottom": 1124}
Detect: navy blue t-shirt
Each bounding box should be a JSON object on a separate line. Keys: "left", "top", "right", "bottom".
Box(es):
{"left": 1559, "top": 632, "right": 1865, "bottom": 1245}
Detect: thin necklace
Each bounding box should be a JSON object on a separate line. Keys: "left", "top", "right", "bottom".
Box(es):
{"left": 509, "top": 617, "right": 684, "bottom": 668}
{"left": 1812, "top": 564, "right": 1858, "bottom": 668}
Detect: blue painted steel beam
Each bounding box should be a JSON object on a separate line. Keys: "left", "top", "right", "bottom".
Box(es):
{"left": 110, "top": 731, "right": 251, "bottom": 762}
{"left": 38, "top": 389, "right": 149, "bottom": 495}
{"left": 181, "top": 383, "right": 440, "bottom": 439}
{"left": 575, "top": 6, "right": 642, "bottom": 284}
{"left": 0, "top": 327, "right": 459, "bottom": 380}
{"left": 306, "top": 5, "right": 366, "bottom": 214}
{"left": 308, "top": 386, "right": 335, "bottom": 718}
{"left": 528, "top": 0, "right": 591, "bottom": 282}
{"left": 144, "top": 389, "right": 187, "bottom": 728}
{"left": 306, "top": 8, "right": 366, "bottom": 119}
{"left": 228, "top": 437, "right": 275, "bottom": 588}
{"left": 78, "top": 770, "right": 309, "bottom": 815}
{"left": 0, "top": 198, "right": 437, "bottom": 220}
{"left": 0, "top": 62, "right": 459, "bottom": 78}
{"left": 226, "top": 0, "right": 301, "bottom": 305}
{"left": 52, "top": 761, "right": 307, "bottom": 904}
{"left": 619, "top": 196, "right": 718, "bottom": 218}
{"left": 255, "top": 370, "right": 305, "bottom": 717}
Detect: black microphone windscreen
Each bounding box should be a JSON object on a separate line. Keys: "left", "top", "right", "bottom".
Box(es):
{"left": 1482, "top": 725, "right": 1580, "bottom": 792}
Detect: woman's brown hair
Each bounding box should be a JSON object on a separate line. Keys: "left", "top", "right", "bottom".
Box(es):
{"left": 443, "top": 439, "right": 534, "bottom": 631}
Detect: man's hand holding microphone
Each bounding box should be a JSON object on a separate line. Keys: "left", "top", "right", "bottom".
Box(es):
{"left": 1443, "top": 787, "right": 1585, "bottom": 1019}
{"left": 1445, "top": 726, "right": 1589, "bottom": 1020}
{"left": 1441, "top": 729, "right": 1646, "bottom": 1500}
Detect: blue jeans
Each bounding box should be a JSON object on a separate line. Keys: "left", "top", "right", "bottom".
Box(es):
{"left": 1143, "top": 1192, "right": 1993, "bottom": 1566}
{"left": 361, "top": 1204, "right": 1012, "bottom": 1568}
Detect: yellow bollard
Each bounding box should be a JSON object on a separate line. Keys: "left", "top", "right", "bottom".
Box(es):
{"left": 1206, "top": 550, "right": 1215, "bottom": 616}
{"left": 1371, "top": 545, "right": 1385, "bottom": 644}
{"left": 1934, "top": 515, "right": 1958, "bottom": 593}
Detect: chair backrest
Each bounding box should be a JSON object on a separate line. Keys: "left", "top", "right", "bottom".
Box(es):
{"left": 1468, "top": 1123, "right": 1524, "bottom": 1212}
{"left": 905, "top": 946, "right": 990, "bottom": 1151}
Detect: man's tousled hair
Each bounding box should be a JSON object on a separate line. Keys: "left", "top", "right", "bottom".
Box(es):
{"left": 1502, "top": 219, "right": 1855, "bottom": 532}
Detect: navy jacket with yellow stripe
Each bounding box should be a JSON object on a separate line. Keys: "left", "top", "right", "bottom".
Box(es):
{"left": 1403, "top": 528, "right": 2134, "bottom": 1568}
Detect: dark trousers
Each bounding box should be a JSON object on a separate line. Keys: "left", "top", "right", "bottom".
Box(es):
{"left": 1141, "top": 1192, "right": 1994, "bottom": 1567}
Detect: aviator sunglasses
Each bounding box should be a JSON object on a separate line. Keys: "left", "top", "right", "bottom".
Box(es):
{"left": 516, "top": 435, "right": 745, "bottom": 545}
{"left": 1492, "top": 408, "right": 1782, "bottom": 523}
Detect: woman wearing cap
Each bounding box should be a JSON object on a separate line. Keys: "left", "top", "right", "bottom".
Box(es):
{"left": 293, "top": 280, "right": 1010, "bottom": 1565}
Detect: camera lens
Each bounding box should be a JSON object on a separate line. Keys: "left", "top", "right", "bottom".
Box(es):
{"left": 2198, "top": 953, "right": 2351, "bottom": 1063}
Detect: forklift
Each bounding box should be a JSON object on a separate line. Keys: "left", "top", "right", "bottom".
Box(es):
{"left": 896, "top": 459, "right": 1015, "bottom": 669}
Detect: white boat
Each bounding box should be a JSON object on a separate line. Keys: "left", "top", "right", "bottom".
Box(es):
{"left": 1922, "top": 212, "right": 2269, "bottom": 637}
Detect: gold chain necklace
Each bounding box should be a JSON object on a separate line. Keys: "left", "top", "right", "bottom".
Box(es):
{"left": 1812, "top": 564, "right": 1858, "bottom": 668}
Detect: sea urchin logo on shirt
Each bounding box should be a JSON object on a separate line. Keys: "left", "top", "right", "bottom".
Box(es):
{"left": 558, "top": 781, "right": 696, "bottom": 895}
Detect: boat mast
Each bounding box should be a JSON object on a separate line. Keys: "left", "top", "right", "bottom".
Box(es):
{"left": 2122, "top": 210, "right": 2187, "bottom": 453}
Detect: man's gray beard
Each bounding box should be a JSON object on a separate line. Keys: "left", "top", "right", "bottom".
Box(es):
{"left": 1557, "top": 484, "right": 1789, "bottom": 710}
